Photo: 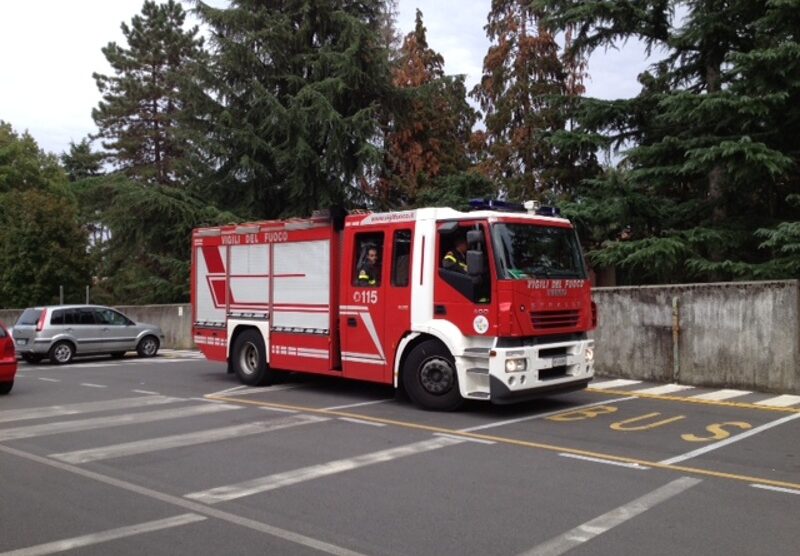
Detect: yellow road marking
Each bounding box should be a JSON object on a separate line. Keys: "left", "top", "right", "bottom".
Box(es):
{"left": 206, "top": 394, "right": 800, "bottom": 492}
{"left": 587, "top": 387, "right": 800, "bottom": 414}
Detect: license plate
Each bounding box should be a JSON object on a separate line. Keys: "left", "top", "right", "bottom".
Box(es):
{"left": 552, "top": 356, "right": 567, "bottom": 367}
{"left": 16, "top": 338, "right": 27, "bottom": 345}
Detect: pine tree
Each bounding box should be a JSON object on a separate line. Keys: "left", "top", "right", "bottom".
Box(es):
{"left": 537, "top": 0, "right": 800, "bottom": 283}
{"left": 92, "top": 0, "right": 205, "bottom": 185}
{"left": 380, "top": 9, "right": 478, "bottom": 207}
{"left": 61, "top": 139, "right": 104, "bottom": 182}
{"left": 471, "top": 0, "right": 594, "bottom": 201}
{"left": 187, "top": 0, "right": 393, "bottom": 218}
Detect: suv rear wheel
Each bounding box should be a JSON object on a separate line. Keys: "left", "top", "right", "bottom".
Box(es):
{"left": 49, "top": 341, "right": 75, "bottom": 365}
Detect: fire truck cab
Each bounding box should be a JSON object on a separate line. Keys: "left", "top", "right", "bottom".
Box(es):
{"left": 192, "top": 201, "right": 596, "bottom": 410}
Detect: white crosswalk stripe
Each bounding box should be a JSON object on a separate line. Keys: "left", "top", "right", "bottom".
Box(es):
{"left": 754, "top": 395, "right": 800, "bottom": 408}
{"left": 589, "top": 379, "right": 642, "bottom": 390}
{"left": 50, "top": 414, "right": 330, "bottom": 464}
{"left": 631, "top": 384, "right": 695, "bottom": 395}
{"left": 0, "top": 396, "right": 181, "bottom": 424}
{"left": 185, "top": 436, "right": 466, "bottom": 504}
{"left": 0, "top": 403, "right": 239, "bottom": 442}
{"left": 690, "top": 389, "right": 752, "bottom": 401}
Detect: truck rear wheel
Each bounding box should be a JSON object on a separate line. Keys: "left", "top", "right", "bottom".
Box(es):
{"left": 231, "top": 329, "right": 277, "bottom": 386}
{"left": 0, "top": 381, "right": 12, "bottom": 395}
{"left": 402, "top": 339, "right": 463, "bottom": 411}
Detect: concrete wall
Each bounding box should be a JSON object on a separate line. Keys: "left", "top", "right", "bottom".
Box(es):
{"left": 591, "top": 280, "right": 800, "bottom": 394}
{"left": 0, "top": 304, "right": 194, "bottom": 350}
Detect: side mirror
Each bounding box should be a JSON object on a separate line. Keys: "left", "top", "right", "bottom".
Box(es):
{"left": 467, "top": 250, "right": 484, "bottom": 276}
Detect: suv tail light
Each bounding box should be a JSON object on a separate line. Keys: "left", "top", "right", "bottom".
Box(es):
{"left": 36, "top": 308, "right": 48, "bottom": 331}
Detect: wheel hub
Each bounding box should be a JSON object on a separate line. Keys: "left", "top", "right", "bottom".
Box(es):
{"left": 419, "top": 357, "right": 455, "bottom": 395}
{"left": 239, "top": 342, "right": 258, "bottom": 375}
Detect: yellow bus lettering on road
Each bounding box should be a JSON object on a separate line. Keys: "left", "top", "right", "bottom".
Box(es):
{"left": 547, "top": 405, "right": 618, "bottom": 422}
{"left": 681, "top": 421, "right": 752, "bottom": 442}
{"left": 610, "top": 413, "right": 686, "bottom": 432}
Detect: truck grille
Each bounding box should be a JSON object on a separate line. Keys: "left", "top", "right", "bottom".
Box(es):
{"left": 531, "top": 310, "right": 580, "bottom": 329}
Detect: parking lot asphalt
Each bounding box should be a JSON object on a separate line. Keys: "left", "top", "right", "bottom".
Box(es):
{"left": 1, "top": 352, "right": 798, "bottom": 555}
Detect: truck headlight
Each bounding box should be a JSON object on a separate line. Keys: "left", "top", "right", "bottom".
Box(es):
{"left": 505, "top": 358, "right": 527, "bottom": 373}
{"left": 585, "top": 347, "right": 594, "bottom": 362}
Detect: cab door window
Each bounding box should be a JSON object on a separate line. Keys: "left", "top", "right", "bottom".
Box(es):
{"left": 353, "top": 232, "right": 384, "bottom": 287}
{"left": 391, "top": 230, "right": 412, "bottom": 287}
{"left": 437, "top": 223, "right": 491, "bottom": 303}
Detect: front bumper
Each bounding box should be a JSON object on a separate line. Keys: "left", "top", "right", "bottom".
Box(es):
{"left": 459, "top": 338, "right": 594, "bottom": 404}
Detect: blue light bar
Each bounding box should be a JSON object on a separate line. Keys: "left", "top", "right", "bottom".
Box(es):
{"left": 468, "top": 198, "right": 525, "bottom": 212}
{"left": 535, "top": 206, "right": 561, "bottom": 217}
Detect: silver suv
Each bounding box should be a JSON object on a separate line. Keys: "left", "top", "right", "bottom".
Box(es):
{"left": 13, "top": 305, "right": 165, "bottom": 364}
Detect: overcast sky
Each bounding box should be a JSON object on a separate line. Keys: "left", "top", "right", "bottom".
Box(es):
{"left": 0, "top": 1, "right": 652, "bottom": 156}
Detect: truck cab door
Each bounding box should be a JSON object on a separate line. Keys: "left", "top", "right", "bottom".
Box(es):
{"left": 434, "top": 221, "right": 496, "bottom": 338}
{"left": 340, "top": 230, "right": 389, "bottom": 382}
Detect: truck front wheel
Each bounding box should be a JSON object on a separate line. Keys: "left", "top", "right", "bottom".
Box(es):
{"left": 231, "top": 329, "right": 277, "bottom": 386}
{"left": 402, "top": 340, "right": 463, "bottom": 411}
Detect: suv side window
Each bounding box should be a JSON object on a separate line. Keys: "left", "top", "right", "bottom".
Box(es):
{"left": 96, "top": 309, "right": 129, "bottom": 326}
{"left": 50, "top": 309, "right": 65, "bottom": 325}
{"left": 77, "top": 309, "right": 96, "bottom": 325}
{"left": 63, "top": 310, "right": 78, "bottom": 326}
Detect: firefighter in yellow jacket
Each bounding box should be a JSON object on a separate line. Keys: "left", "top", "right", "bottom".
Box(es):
{"left": 357, "top": 246, "right": 380, "bottom": 286}
{"left": 442, "top": 237, "right": 468, "bottom": 273}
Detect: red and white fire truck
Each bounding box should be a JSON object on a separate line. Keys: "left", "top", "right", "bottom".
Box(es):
{"left": 191, "top": 200, "right": 596, "bottom": 410}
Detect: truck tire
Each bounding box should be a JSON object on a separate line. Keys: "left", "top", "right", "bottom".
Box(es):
{"left": 49, "top": 341, "right": 75, "bottom": 365}
{"left": 0, "top": 381, "right": 12, "bottom": 395}
{"left": 402, "top": 339, "right": 463, "bottom": 411}
{"left": 231, "top": 329, "right": 277, "bottom": 386}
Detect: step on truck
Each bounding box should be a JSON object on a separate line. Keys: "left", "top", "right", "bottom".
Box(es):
{"left": 191, "top": 200, "right": 596, "bottom": 410}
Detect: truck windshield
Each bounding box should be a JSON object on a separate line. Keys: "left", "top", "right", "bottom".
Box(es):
{"left": 492, "top": 223, "right": 587, "bottom": 279}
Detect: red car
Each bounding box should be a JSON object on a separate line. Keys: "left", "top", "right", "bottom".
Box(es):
{"left": 0, "top": 320, "right": 17, "bottom": 394}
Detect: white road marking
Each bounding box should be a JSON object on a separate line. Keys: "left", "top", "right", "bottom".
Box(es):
{"left": 434, "top": 432, "right": 496, "bottom": 445}
{"left": 206, "top": 385, "right": 249, "bottom": 397}
{"left": 690, "top": 389, "right": 751, "bottom": 401}
{"left": 80, "top": 383, "right": 107, "bottom": 389}
{"left": 0, "top": 443, "right": 366, "bottom": 556}
{"left": 518, "top": 477, "right": 701, "bottom": 556}
{"left": 338, "top": 417, "right": 386, "bottom": 427}
{"left": 751, "top": 484, "right": 800, "bottom": 496}
{"left": 50, "top": 415, "right": 329, "bottom": 464}
{"left": 0, "top": 396, "right": 181, "bottom": 424}
{"left": 322, "top": 399, "right": 394, "bottom": 410}
{"left": 460, "top": 397, "right": 636, "bottom": 433}
{"left": 185, "top": 436, "right": 465, "bottom": 504}
{"left": 632, "top": 384, "right": 695, "bottom": 395}
{"left": 754, "top": 394, "right": 800, "bottom": 408}
{"left": 37, "top": 378, "right": 60, "bottom": 383}
{"left": 559, "top": 453, "right": 650, "bottom": 470}
{"left": 588, "top": 379, "right": 642, "bottom": 390}
{"left": 132, "top": 389, "right": 160, "bottom": 395}
{"left": 660, "top": 412, "right": 800, "bottom": 465}
{"left": 215, "top": 384, "right": 304, "bottom": 397}
{"left": 0, "top": 514, "right": 207, "bottom": 556}
{"left": 0, "top": 403, "right": 239, "bottom": 442}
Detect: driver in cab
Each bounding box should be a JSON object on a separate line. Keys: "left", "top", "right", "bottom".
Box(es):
{"left": 442, "top": 237, "right": 468, "bottom": 273}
